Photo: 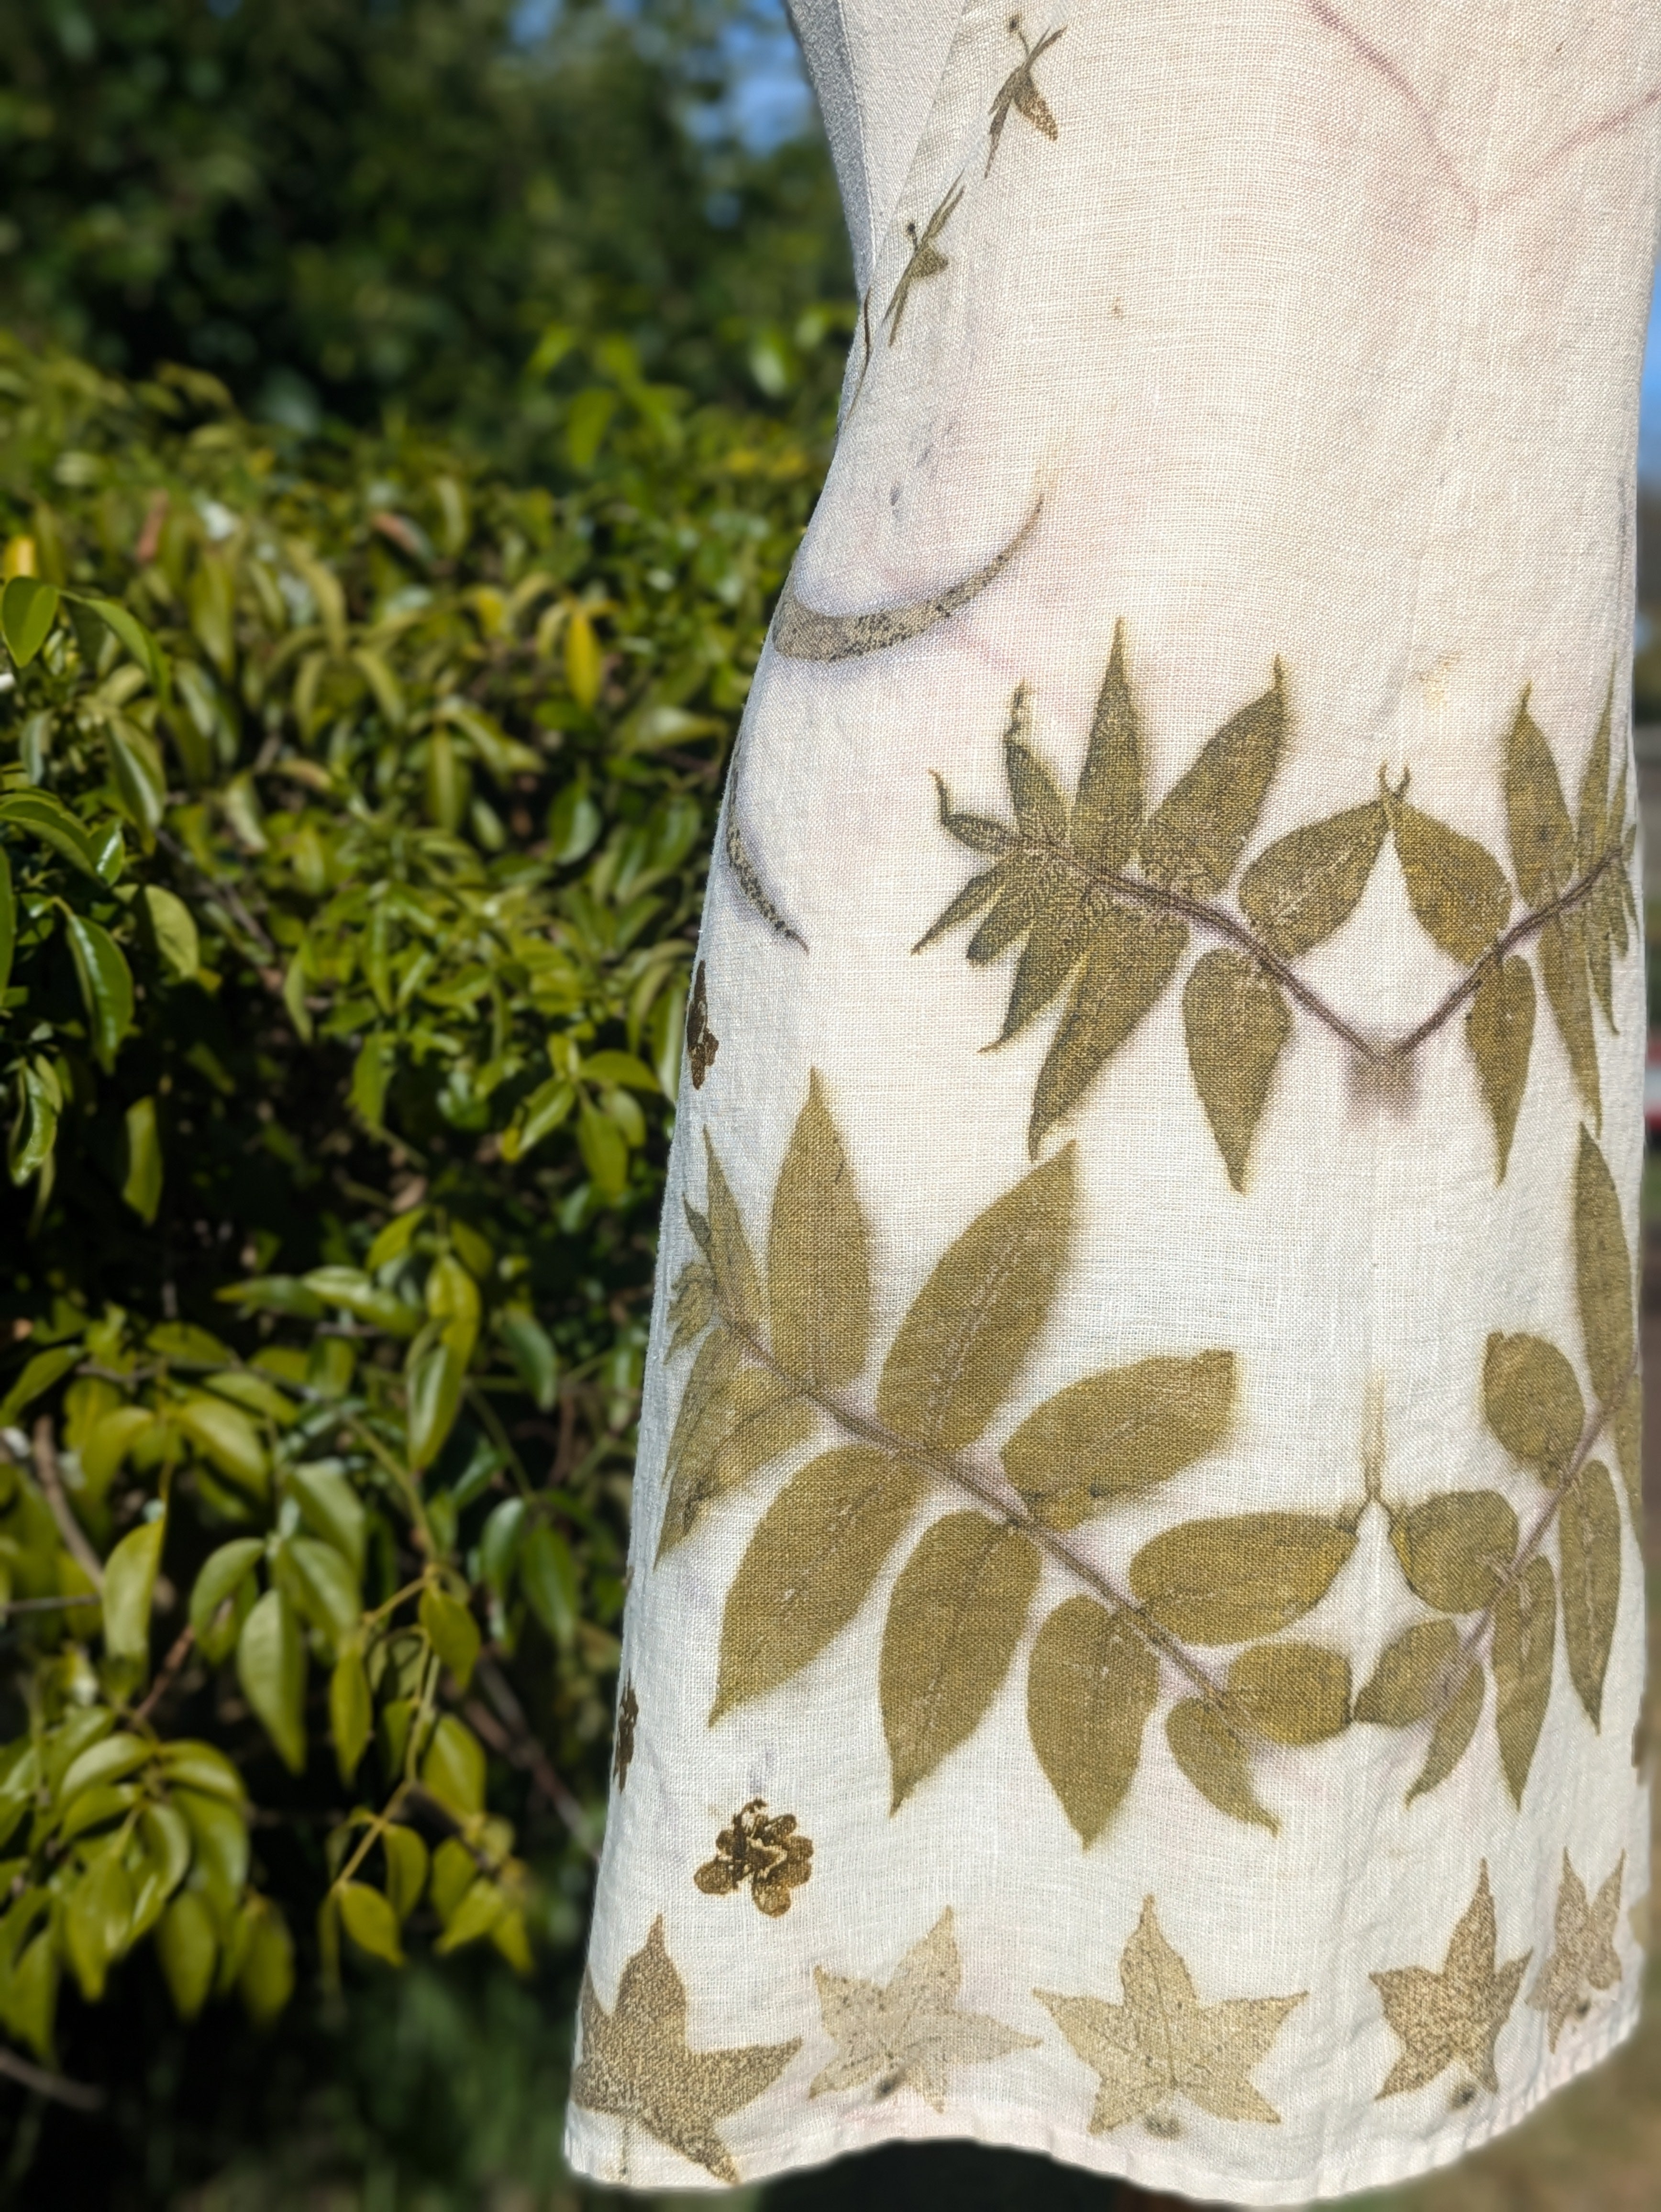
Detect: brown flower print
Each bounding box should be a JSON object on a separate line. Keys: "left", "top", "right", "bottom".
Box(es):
{"left": 695, "top": 1799, "right": 814, "bottom": 1917}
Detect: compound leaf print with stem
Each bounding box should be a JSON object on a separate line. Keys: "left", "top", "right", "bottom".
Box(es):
{"left": 917, "top": 631, "right": 1635, "bottom": 1179}
{"left": 661, "top": 1073, "right": 1380, "bottom": 1840}
{"left": 1355, "top": 1128, "right": 1640, "bottom": 1807}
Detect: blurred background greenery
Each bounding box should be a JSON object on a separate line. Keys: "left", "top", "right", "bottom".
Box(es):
{"left": 0, "top": 5, "right": 1653, "bottom": 2210}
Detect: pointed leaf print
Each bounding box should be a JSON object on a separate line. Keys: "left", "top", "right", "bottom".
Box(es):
{"left": 879, "top": 1512, "right": 1040, "bottom": 1809}
{"left": 703, "top": 1133, "right": 762, "bottom": 1333}
{"left": 1576, "top": 683, "right": 1614, "bottom": 872}
{"left": 912, "top": 863, "right": 1003, "bottom": 954}
{"left": 1164, "top": 1700, "right": 1276, "bottom": 1832}
{"left": 1586, "top": 884, "right": 1616, "bottom": 1030}
{"left": 1071, "top": 623, "right": 1143, "bottom": 871}
{"left": 658, "top": 1329, "right": 739, "bottom": 1557}
{"left": 1611, "top": 1371, "right": 1642, "bottom": 1522}
{"left": 1355, "top": 1618, "right": 1462, "bottom": 1727}
{"left": 771, "top": 495, "right": 1037, "bottom": 658}
{"left": 1506, "top": 692, "right": 1576, "bottom": 907}
{"left": 1407, "top": 1657, "right": 1485, "bottom": 1802}
{"left": 1182, "top": 950, "right": 1291, "bottom": 1191}
{"left": 1538, "top": 912, "right": 1600, "bottom": 1125}
{"left": 1004, "top": 717, "right": 1069, "bottom": 847}
{"left": 1129, "top": 1513, "right": 1355, "bottom": 1644}
{"left": 967, "top": 854, "right": 1058, "bottom": 966}
{"left": 1225, "top": 1642, "right": 1351, "bottom": 1745}
{"left": 1029, "top": 905, "right": 1187, "bottom": 1154}
{"left": 1482, "top": 1333, "right": 1584, "bottom": 1484}
{"left": 1238, "top": 800, "right": 1387, "bottom": 959}
{"left": 667, "top": 1261, "right": 717, "bottom": 1357}
{"left": 1026, "top": 1597, "right": 1159, "bottom": 1846}
{"left": 1389, "top": 1491, "right": 1518, "bottom": 1613}
{"left": 1528, "top": 1852, "right": 1625, "bottom": 2052}
{"left": 995, "top": 887, "right": 1091, "bottom": 1044}
{"left": 1465, "top": 955, "right": 1535, "bottom": 1181}
{"left": 1575, "top": 1128, "right": 1635, "bottom": 1408}
{"left": 877, "top": 1147, "right": 1073, "bottom": 1450}
{"left": 1388, "top": 797, "right": 1512, "bottom": 966}
{"left": 1138, "top": 668, "right": 1285, "bottom": 898}
{"left": 1372, "top": 1864, "right": 1528, "bottom": 2100}
{"left": 711, "top": 1447, "right": 925, "bottom": 1720}
{"left": 1493, "top": 1554, "right": 1556, "bottom": 1805}
{"left": 767, "top": 1073, "right": 873, "bottom": 1390}
{"left": 1559, "top": 1461, "right": 1620, "bottom": 1727}
{"left": 1003, "top": 1350, "right": 1235, "bottom": 1531}
{"left": 659, "top": 1366, "right": 812, "bottom": 1556}
{"left": 930, "top": 772, "right": 1014, "bottom": 858}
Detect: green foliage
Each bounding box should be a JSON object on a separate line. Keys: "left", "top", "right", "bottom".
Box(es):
{"left": 0, "top": 325, "right": 824, "bottom": 2143}
{"left": 0, "top": 0, "right": 853, "bottom": 444}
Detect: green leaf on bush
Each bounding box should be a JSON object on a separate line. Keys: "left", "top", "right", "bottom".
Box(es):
{"left": 157, "top": 1891, "right": 218, "bottom": 2021}
{"left": 65, "top": 912, "right": 134, "bottom": 1071}
{"left": 102, "top": 1515, "right": 165, "bottom": 1670}
{"left": 1, "top": 575, "right": 59, "bottom": 666}
{"left": 420, "top": 1714, "right": 486, "bottom": 1819}
{"left": 121, "top": 1096, "right": 164, "bottom": 1224}
{"left": 338, "top": 1881, "right": 404, "bottom": 1968}
{"left": 237, "top": 1589, "right": 307, "bottom": 1774}
{"left": 420, "top": 1586, "right": 481, "bottom": 1688}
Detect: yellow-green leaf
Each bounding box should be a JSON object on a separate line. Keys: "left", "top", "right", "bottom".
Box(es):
{"left": 177, "top": 1395, "right": 269, "bottom": 1497}
{"left": 1026, "top": 1596, "right": 1157, "bottom": 1845}
{"left": 280, "top": 1535, "right": 361, "bottom": 1653}
{"left": 285, "top": 1462, "right": 366, "bottom": 1576}
{"left": 1354, "top": 1618, "right": 1462, "bottom": 1727}
{"left": 702, "top": 1132, "right": 762, "bottom": 1333}
{"left": 65, "top": 912, "right": 134, "bottom": 1072}
{"left": 1388, "top": 799, "right": 1512, "bottom": 964}
{"left": 1407, "top": 1658, "right": 1485, "bottom": 1803}
{"left": 1559, "top": 1461, "right": 1620, "bottom": 1727}
{"left": 1389, "top": 1490, "right": 1518, "bottom": 1613}
{"left": 102, "top": 1515, "right": 165, "bottom": 1670}
{"left": 420, "top": 1586, "right": 481, "bottom": 1690}
{"left": 879, "top": 1512, "right": 1039, "bottom": 1809}
{"left": 1070, "top": 622, "right": 1142, "bottom": 871}
{"left": 1029, "top": 906, "right": 1187, "bottom": 1155}
{"left": 1493, "top": 1554, "right": 1555, "bottom": 1805}
{"left": 1164, "top": 1700, "right": 1276, "bottom": 1832}
{"left": 711, "top": 1446, "right": 925, "bottom": 1721}
{"left": 121, "top": 1095, "right": 163, "bottom": 1224}
{"left": 1003, "top": 1350, "right": 1235, "bottom": 1530}
{"left": 877, "top": 1147, "right": 1074, "bottom": 1449}
{"left": 1575, "top": 1127, "right": 1634, "bottom": 1407}
{"left": 520, "top": 1522, "right": 580, "bottom": 1648}
{"left": 1538, "top": 911, "right": 1599, "bottom": 1126}
{"left": 421, "top": 1714, "right": 487, "bottom": 1819}
{"left": 238, "top": 1905, "right": 294, "bottom": 2026}
{"left": 767, "top": 1072, "right": 872, "bottom": 1390}
{"left": 1465, "top": 954, "right": 1535, "bottom": 1181}
{"left": 407, "top": 1337, "right": 466, "bottom": 1472}
{"left": 141, "top": 885, "right": 199, "bottom": 980}
{"left": 1181, "top": 950, "right": 1291, "bottom": 1191}
{"left": 1610, "top": 1371, "right": 1641, "bottom": 1523}
{"left": 65, "top": 1845, "right": 132, "bottom": 2000}
{"left": 236, "top": 1588, "right": 307, "bottom": 1774}
{"left": 1, "top": 574, "right": 59, "bottom": 665}
{"left": 1483, "top": 1332, "right": 1584, "bottom": 1484}
{"left": 1129, "top": 1513, "right": 1356, "bottom": 1644}
{"left": 156, "top": 1891, "right": 217, "bottom": 2021}
{"left": 1225, "top": 1641, "right": 1351, "bottom": 1745}
{"left": 189, "top": 1537, "right": 262, "bottom": 1662}
{"left": 1138, "top": 668, "right": 1284, "bottom": 897}
{"left": 338, "top": 1881, "right": 404, "bottom": 1969}
{"left": 1238, "top": 800, "right": 1386, "bottom": 959}
{"left": 330, "top": 1645, "right": 372, "bottom": 1784}
{"left": 1506, "top": 693, "right": 1575, "bottom": 907}
{"left": 382, "top": 1824, "right": 430, "bottom": 1923}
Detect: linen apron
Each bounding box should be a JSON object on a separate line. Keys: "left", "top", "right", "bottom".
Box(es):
{"left": 565, "top": 3, "right": 1661, "bottom": 2199}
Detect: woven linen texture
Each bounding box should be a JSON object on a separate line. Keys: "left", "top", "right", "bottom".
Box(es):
{"left": 565, "top": 1, "right": 1661, "bottom": 2199}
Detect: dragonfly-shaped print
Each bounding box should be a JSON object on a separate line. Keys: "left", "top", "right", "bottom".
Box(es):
{"left": 882, "top": 179, "right": 966, "bottom": 347}
{"left": 987, "top": 17, "right": 1066, "bottom": 175}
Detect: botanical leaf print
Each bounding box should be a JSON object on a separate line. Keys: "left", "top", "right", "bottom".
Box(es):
{"left": 1358, "top": 1128, "right": 1636, "bottom": 1804}
{"left": 1527, "top": 1853, "right": 1624, "bottom": 2051}
{"left": 724, "top": 809, "right": 807, "bottom": 949}
{"left": 1038, "top": 1897, "right": 1305, "bottom": 2134}
{"left": 694, "top": 1799, "right": 813, "bottom": 1917}
{"left": 919, "top": 640, "right": 1635, "bottom": 1181}
{"left": 811, "top": 1909, "right": 1038, "bottom": 2111}
{"left": 881, "top": 180, "right": 965, "bottom": 347}
{"left": 571, "top": 1917, "right": 800, "bottom": 2183}
{"left": 1372, "top": 1864, "right": 1528, "bottom": 2104}
{"left": 677, "top": 1074, "right": 1278, "bottom": 1832}
{"left": 986, "top": 17, "right": 1066, "bottom": 175}
{"left": 686, "top": 962, "right": 719, "bottom": 1090}
{"left": 771, "top": 500, "right": 1042, "bottom": 664}
{"left": 1224, "top": 1641, "right": 1351, "bottom": 1745}
{"left": 613, "top": 1679, "right": 639, "bottom": 1792}
{"left": 1164, "top": 1699, "right": 1278, "bottom": 1833}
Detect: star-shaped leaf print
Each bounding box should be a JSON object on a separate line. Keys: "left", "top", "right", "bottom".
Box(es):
{"left": 1037, "top": 1897, "right": 1304, "bottom": 2135}
{"left": 1372, "top": 1862, "right": 1529, "bottom": 2103}
{"left": 571, "top": 1917, "right": 800, "bottom": 2183}
{"left": 811, "top": 1908, "right": 1038, "bottom": 2112}
{"left": 1527, "top": 1852, "right": 1623, "bottom": 2052}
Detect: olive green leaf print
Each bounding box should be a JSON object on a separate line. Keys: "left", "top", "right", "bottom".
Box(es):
{"left": 1358, "top": 1128, "right": 1639, "bottom": 1804}
{"left": 1037, "top": 1897, "right": 1305, "bottom": 2135}
{"left": 1371, "top": 1864, "right": 1528, "bottom": 2106}
{"left": 571, "top": 1917, "right": 801, "bottom": 2183}
{"left": 672, "top": 1074, "right": 1372, "bottom": 1836}
{"left": 612, "top": 1679, "right": 638, "bottom": 1792}
{"left": 694, "top": 1799, "right": 813, "bottom": 1917}
{"left": 986, "top": 17, "right": 1066, "bottom": 175}
{"left": 1527, "top": 1852, "right": 1624, "bottom": 2052}
{"left": 723, "top": 808, "right": 808, "bottom": 950}
{"left": 810, "top": 1908, "right": 1039, "bottom": 2110}
{"left": 881, "top": 180, "right": 965, "bottom": 348}
{"left": 686, "top": 962, "right": 718, "bottom": 1090}
{"left": 771, "top": 500, "right": 1042, "bottom": 664}
{"left": 919, "top": 635, "right": 1635, "bottom": 1178}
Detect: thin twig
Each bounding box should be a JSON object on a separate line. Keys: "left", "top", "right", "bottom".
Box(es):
{"left": 0, "top": 2045, "right": 104, "bottom": 2111}
{"left": 133, "top": 1624, "right": 195, "bottom": 1725}
{"left": 0, "top": 1595, "right": 99, "bottom": 1617}
{"left": 30, "top": 1418, "right": 103, "bottom": 1593}
{"left": 472, "top": 1655, "right": 597, "bottom": 1853}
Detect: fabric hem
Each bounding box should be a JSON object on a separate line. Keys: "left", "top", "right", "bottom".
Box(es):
{"left": 561, "top": 1996, "right": 1639, "bottom": 2203}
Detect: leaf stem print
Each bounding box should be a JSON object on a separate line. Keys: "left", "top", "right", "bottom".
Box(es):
{"left": 919, "top": 634, "right": 1634, "bottom": 1176}
{"left": 986, "top": 18, "right": 1066, "bottom": 176}
{"left": 1358, "top": 1128, "right": 1639, "bottom": 1807}
{"left": 665, "top": 1074, "right": 1366, "bottom": 1841}
{"left": 881, "top": 180, "right": 965, "bottom": 348}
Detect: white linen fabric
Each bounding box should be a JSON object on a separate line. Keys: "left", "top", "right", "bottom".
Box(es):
{"left": 565, "top": 3, "right": 1661, "bottom": 2201}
